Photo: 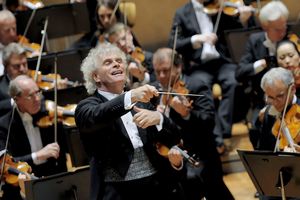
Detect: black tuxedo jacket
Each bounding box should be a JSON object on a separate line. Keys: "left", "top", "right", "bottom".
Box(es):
{"left": 168, "top": 2, "right": 245, "bottom": 70}
{"left": 0, "top": 104, "right": 67, "bottom": 178}
{"left": 0, "top": 74, "right": 10, "bottom": 101}
{"left": 75, "top": 92, "right": 182, "bottom": 200}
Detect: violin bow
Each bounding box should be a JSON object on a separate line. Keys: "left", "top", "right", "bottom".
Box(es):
{"left": 110, "top": 0, "right": 121, "bottom": 24}
{"left": 163, "top": 24, "right": 179, "bottom": 114}
{"left": 0, "top": 103, "right": 17, "bottom": 195}
{"left": 33, "top": 17, "right": 48, "bottom": 82}
{"left": 54, "top": 56, "right": 58, "bottom": 143}
{"left": 21, "top": 9, "right": 37, "bottom": 42}
{"left": 273, "top": 82, "right": 296, "bottom": 153}
{"left": 213, "top": 0, "right": 224, "bottom": 34}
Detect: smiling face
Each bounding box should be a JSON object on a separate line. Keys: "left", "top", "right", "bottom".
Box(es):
{"left": 93, "top": 53, "right": 126, "bottom": 94}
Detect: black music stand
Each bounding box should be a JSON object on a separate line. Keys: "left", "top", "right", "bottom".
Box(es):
{"left": 24, "top": 166, "right": 90, "bottom": 200}
{"left": 238, "top": 150, "right": 300, "bottom": 199}
{"left": 27, "top": 47, "right": 90, "bottom": 83}
{"left": 15, "top": 2, "right": 90, "bottom": 43}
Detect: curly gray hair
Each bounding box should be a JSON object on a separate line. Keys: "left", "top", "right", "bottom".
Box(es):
{"left": 81, "top": 43, "right": 127, "bottom": 94}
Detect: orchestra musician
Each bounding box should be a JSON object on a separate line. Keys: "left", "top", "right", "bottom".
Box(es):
{"left": 0, "top": 10, "right": 18, "bottom": 76}
{"left": 0, "top": 43, "right": 68, "bottom": 117}
{"left": 169, "top": 0, "right": 254, "bottom": 154}
{"left": 151, "top": 47, "right": 234, "bottom": 200}
{"left": 0, "top": 75, "right": 68, "bottom": 200}
{"left": 106, "top": 22, "right": 155, "bottom": 87}
{"left": 236, "top": 1, "right": 289, "bottom": 149}
{"left": 276, "top": 40, "right": 300, "bottom": 93}
{"left": 75, "top": 43, "right": 186, "bottom": 200}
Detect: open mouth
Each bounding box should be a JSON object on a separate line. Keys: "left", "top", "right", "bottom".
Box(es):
{"left": 111, "top": 70, "right": 123, "bottom": 75}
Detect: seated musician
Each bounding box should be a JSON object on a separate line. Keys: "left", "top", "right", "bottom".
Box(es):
{"left": 276, "top": 40, "right": 300, "bottom": 94}
{"left": 257, "top": 67, "right": 300, "bottom": 152}
{"left": 0, "top": 43, "right": 71, "bottom": 116}
{"left": 75, "top": 43, "right": 185, "bottom": 200}
{"left": 0, "top": 75, "right": 67, "bottom": 200}
{"left": 106, "top": 22, "right": 155, "bottom": 87}
{"left": 0, "top": 10, "right": 18, "bottom": 76}
{"left": 236, "top": 1, "right": 290, "bottom": 149}
{"left": 151, "top": 47, "right": 234, "bottom": 200}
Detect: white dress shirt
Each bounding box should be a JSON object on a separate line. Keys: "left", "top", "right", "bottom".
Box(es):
{"left": 98, "top": 90, "right": 163, "bottom": 149}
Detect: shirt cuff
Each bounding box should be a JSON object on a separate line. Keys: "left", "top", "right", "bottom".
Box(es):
{"left": 32, "top": 152, "right": 46, "bottom": 165}
{"left": 254, "top": 60, "right": 265, "bottom": 74}
{"left": 191, "top": 35, "right": 202, "bottom": 49}
{"left": 124, "top": 91, "right": 136, "bottom": 110}
{"left": 155, "top": 112, "right": 164, "bottom": 131}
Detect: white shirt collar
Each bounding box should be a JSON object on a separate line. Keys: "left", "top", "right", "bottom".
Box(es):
{"left": 191, "top": 0, "right": 203, "bottom": 11}
{"left": 263, "top": 33, "right": 276, "bottom": 55}
{"left": 97, "top": 89, "right": 120, "bottom": 100}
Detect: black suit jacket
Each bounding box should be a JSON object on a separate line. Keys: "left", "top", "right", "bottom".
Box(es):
{"left": 75, "top": 92, "right": 182, "bottom": 200}
{"left": 168, "top": 2, "right": 245, "bottom": 71}
{"left": 151, "top": 76, "right": 234, "bottom": 199}
{"left": 0, "top": 74, "right": 10, "bottom": 100}
{"left": 0, "top": 104, "right": 67, "bottom": 177}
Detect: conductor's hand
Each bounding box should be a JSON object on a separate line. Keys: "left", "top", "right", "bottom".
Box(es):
{"left": 131, "top": 84, "right": 158, "bottom": 103}
{"left": 133, "top": 106, "right": 161, "bottom": 128}
{"left": 36, "top": 142, "right": 60, "bottom": 161}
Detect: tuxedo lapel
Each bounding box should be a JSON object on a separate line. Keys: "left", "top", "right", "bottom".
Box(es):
{"left": 186, "top": 3, "right": 201, "bottom": 34}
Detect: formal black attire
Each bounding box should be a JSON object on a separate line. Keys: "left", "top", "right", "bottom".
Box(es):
{"left": 75, "top": 91, "right": 185, "bottom": 200}
{"left": 169, "top": 2, "right": 242, "bottom": 146}
{"left": 0, "top": 102, "right": 68, "bottom": 200}
{"left": 151, "top": 75, "right": 234, "bottom": 200}
{"left": 0, "top": 75, "right": 13, "bottom": 117}
{"left": 236, "top": 31, "right": 289, "bottom": 148}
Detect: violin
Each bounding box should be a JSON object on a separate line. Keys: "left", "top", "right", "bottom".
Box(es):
{"left": 0, "top": 153, "right": 37, "bottom": 186}
{"left": 161, "top": 79, "right": 193, "bottom": 109}
{"left": 28, "top": 69, "right": 79, "bottom": 91}
{"left": 203, "top": 0, "right": 255, "bottom": 16}
{"left": 37, "top": 100, "right": 76, "bottom": 128}
{"left": 18, "top": 35, "right": 41, "bottom": 58}
{"left": 288, "top": 33, "right": 300, "bottom": 53}
{"left": 272, "top": 104, "right": 300, "bottom": 150}
{"left": 156, "top": 142, "right": 201, "bottom": 167}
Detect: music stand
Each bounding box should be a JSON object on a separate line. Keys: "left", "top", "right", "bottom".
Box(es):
{"left": 15, "top": 2, "right": 90, "bottom": 43}
{"left": 28, "top": 47, "right": 90, "bottom": 83}
{"left": 238, "top": 150, "right": 300, "bottom": 198}
{"left": 24, "top": 166, "right": 90, "bottom": 200}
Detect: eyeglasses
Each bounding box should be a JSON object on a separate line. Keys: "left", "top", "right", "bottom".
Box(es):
{"left": 265, "top": 91, "right": 287, "bottom": 103}
{"left": 21, "top": 90, "right": 42, "bottom": 100}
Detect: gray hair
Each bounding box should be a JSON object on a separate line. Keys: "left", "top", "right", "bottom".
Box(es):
{"left": 3, "top": 43, "right": 26, "bottom": 66}
{"left": 0, "top": 10, "right": 16, "bottom": 23}
{"left": 261, "top": 68, "right": 294, "bottom": 91}
{"left": 81, "top": 43, "right": 126, "bottom": 94}
{"left": 259, "top": 1, "right": 289, "bottom": 25}
{"left": 9, "top": 75, "right": 32, "bottom": 98}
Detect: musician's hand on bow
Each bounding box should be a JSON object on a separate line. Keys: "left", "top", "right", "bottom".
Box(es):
{"left": 170, "top": 96, "right": 191, "bottom": 118}
{"left": 238, "top": 5, "right": 253, "bottom": 26}
{"left": 131, "top": 84, "right": 158, "bottom": 103}
{"left": 36, "top": 142, "right": 60, "bottom": 161}
{"left": 133, "top": 106, "right": 161, "bottom": 128}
